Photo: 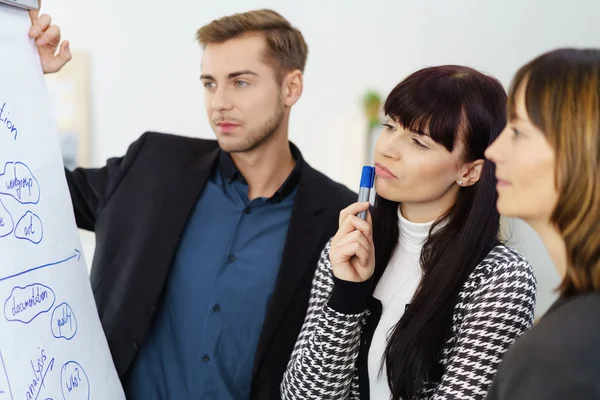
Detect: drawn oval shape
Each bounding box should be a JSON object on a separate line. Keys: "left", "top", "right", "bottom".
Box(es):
{"left": 14, "top": 211, "right": 43, "bottom": 244}
{"left": 0, "top": 161, "right": 40, "bottom": 204}
{"left": 51, "top": 302, "right": 78, "bottom": 340}
{"left": 61, "top": 361, "right": 90, "bottom": 400}
{"left": 3, "top": 283, "right": 56, "bottom": 324}
{"left": 0, "top": 198, "right": 13, "bottom": 238}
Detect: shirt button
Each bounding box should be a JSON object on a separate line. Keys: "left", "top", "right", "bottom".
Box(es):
{"left": 202, "top": 354, "right": 210, "bottom": 363}
{"left": 228, "top": 254, "right": 236, "bottom": 263}
{"left": 213, "top": 304, "right": 221, "bottom": 313}
{"left": 243, "top": 208, "right": 251, "bottom": 215}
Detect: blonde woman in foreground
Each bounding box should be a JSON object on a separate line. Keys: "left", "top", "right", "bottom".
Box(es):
{"left": 485, "top": 48, "right": 600, "bottom": 399}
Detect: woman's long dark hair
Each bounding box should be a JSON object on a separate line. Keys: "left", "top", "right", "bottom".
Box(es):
{"left": 374, "top": 66, "right": 507, "bottom": 399}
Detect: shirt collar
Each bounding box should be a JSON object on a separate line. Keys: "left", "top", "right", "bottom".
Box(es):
{"left": 218, "top": 142, "right": 303, "bottom": 202}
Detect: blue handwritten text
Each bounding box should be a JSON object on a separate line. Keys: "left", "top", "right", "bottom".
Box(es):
{"left": 3, "top": 284, "right": 56, "bottom": 324}
{"left": 0, "top": 103, "right": 18, "bottom": 140}
{"left": 51, "top": 303, "right": 78, "bottom": 340}
{"left": 0, "top": 199, "right": 13, "bottom": 238}
{"left": 15, "top": 211, "right": 43, "bottom": 244}
{"left": 25, "top": 348, "right": 54, "bottom": 400}
{"left": 0, "top": 162, "right": 40, "bottom": 204}
{"left": 60, "top": 362, "right": 89, "bottom": 400}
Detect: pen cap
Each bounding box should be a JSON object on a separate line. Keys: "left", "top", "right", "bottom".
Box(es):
{"left": 360, "top": 166, "right": 375, "bottom": 188}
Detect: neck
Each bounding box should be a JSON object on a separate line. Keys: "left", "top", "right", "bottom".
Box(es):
{"left": 230, "top": 123, "right": 295, "bottom": 200}
{"left": 397, "top": 207, "right": 435, "bottom": 250}
{"left": 400, "top": 187, "right": 458, "bottom": 223}
{"left": 529, "top": 219, "right": 568, "bottom": 278}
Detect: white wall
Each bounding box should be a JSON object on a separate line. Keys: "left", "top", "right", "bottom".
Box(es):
{"left": 42, "top": 0, "right": 598, "bottom": 316}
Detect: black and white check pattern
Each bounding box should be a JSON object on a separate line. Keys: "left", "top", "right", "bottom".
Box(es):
{"left": 281, "top": 240, "right": 537, "bottom": 400}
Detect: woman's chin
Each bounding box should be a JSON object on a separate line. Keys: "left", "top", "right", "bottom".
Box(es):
{"left": 374, "top": 182, "right": 404, "bottom": 203}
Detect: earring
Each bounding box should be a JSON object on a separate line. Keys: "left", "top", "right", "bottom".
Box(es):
{"left": 458, "top": 180, "right": 463, "bottom": 186}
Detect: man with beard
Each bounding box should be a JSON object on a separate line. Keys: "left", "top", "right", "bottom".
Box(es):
{"left": 31, "top": 7, "right": 355, "bottom": 400}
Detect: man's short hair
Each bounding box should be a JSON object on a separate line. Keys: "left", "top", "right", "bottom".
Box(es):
{"left": 197, "top": 9, "right": 308, "bottom": 81}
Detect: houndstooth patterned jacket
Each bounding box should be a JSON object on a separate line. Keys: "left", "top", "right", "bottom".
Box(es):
{"left": 280, "top": 240, "right": 537, "bottom": 400}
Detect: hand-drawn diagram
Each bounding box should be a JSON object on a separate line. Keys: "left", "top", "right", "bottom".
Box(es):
{"left": 14, "top": 211, "right": 43, "bottom": 244}
{"left": 0, "top": 249, "right": 83, "bottom": 400}
{"left": 0, "top": 250, "right": 80, "bottom": 285}
{"left": 0, "top": 10, "right": 125, "bottom": 397}
{"left": 51, "top": 303, "right": 78, "bottom": 341}
{"left": 60, "top": 361, "right": 89, "bottom": 400}
{"left": 3, "top": 283, "right": 55, "bottom": 324}
{"left": 0, "top": 161, "right": 43, "bottom": 244}
{"left": 0, "top": 102, "right": 18, "bottom": 140}
{"left": 0, "top": 199, "right": 13, "bottom": 238}
{"left": 24, "top": 347, "right": 54, "bottom": 400}
{"left": 0, "top": 162, "right": 40, "bottom": 204}
{"left": 0, "top": 351, "right": 13, "bottom": 400}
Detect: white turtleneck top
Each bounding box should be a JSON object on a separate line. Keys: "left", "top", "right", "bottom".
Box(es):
{"left": 368, "top": 207, "right": 434, "bottom": 399}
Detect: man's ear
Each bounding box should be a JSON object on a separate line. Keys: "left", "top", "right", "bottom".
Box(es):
{"left": 282, "top": 70, "right": 303, "bottom": 107}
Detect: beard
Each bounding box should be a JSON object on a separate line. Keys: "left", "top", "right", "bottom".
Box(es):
{"left": 218, "top": 98, "right": 285, "bottom": 154}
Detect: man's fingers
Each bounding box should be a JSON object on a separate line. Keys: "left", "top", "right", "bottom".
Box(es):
{"left": 37, "top": 24, "right": 60, "bottom": 46}
{"left": 57, "top": 40, "right": 72, "bottom": 62}
{"left": 28, "top": 9, "right": 39, "bottom": 25}
{"left": 28, "top": 0, "right": 44, "bottom": 25}
{"left": 42, "top": 41, "right": 71, "bottom": 73}
{"left": 29, "top": 14, "right": 51, "bottom": 38}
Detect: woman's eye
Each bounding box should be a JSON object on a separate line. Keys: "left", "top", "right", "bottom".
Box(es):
{"left": 412, "top": 138, "right": 428, "bottom": 149}
{"left": 512, "top": 128, "right": 522, "bottom": 137}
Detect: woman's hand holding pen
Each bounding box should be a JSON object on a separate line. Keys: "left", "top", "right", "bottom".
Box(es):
{"left": 329, "top": 202, "right": 375, "bottom": 282}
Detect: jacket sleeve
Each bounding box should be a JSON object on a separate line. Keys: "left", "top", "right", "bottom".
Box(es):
{"left": 65, "top": 132, "right": 148, "bottom": 231}
{"left": 281, "top": 240, "right": 373, "bottom": 400}
{"left": 430, "top": 257, "right": 537, "bottom": 400}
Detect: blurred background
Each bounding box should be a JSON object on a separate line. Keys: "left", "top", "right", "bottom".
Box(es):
{"left": 41, "top": 0, "right": 600, "bottom": 317}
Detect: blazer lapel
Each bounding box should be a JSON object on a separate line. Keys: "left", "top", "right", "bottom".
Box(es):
{"left": 137, "top": 141, "right": 220, "bottom": 321}
{"left": 118, "top": 138, "right": 220, "bottom": 377}
{"left": 152, "top": 142, "right": 220, "bottom": 271}
{"left": 252, "top": 166, "right": 328, "bottom": 375}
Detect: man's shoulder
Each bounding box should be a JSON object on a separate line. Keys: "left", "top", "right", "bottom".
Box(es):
{"left": 115, "top": 131, "right": 220, "bottom": 171}
{"left": 138, "top": 131, "right": 219, "bottom": 152}
{"left": 300, "top": 163, "right": 357, "bottom": 207}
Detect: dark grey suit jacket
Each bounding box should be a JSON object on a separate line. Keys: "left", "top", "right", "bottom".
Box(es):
{"left": 486, "top": 292, "right": 600, "bottom": 400}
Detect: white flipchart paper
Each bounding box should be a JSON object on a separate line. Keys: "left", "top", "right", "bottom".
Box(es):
{"left": 0, "top": 4, "right": 125, "bottom": 400}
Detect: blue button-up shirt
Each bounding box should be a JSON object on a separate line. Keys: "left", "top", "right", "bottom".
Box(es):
{"left": 126, "top": 149, "right": 300, "bottom": 400}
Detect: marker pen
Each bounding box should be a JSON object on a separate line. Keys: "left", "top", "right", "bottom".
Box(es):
{"left": 357, "top": 166, "right": 375, "bottom": 220}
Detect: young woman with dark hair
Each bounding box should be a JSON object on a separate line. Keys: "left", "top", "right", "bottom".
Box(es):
{"left": 281, "top": 65, "right": 537, "bottom": 400}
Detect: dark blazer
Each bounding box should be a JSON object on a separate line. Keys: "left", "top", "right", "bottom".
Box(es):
{"left": 486, "top": 293, "right": 600, "bottom": 400}
{"left": 65, "top": 131, "right": 356, "bottom": 399}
